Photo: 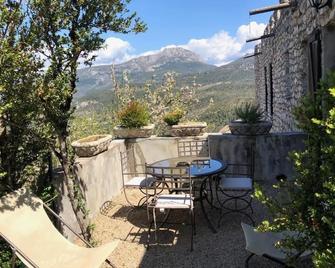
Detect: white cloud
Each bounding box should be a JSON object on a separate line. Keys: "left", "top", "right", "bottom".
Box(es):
{"left": 182, "top": 21, "right": 266, "bottom": 66}
{"left": 90, "top": 21, "right": 266, "bottom": 66}
{"left": 90, "top": 37, "right": 134, "bottom": 65}
{"left": 236, "top": 21, "right": 267, "bottom": 42}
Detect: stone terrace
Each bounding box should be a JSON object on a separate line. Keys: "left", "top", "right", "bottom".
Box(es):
{"left": 93, "top": 185, "right": 311, "bottom": 268}
{"left": 59, "top": 132, "right": 311, "bottom": 267}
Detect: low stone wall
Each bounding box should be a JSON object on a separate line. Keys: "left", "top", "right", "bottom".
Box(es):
{"left": 62, "top": 132, "right": 305, "bottom": 239}
{"left": 209, "top": 132, "right": 305, "bottom": 181}
{"left": 58, "top": 140, "right": 126, "bottom": 239}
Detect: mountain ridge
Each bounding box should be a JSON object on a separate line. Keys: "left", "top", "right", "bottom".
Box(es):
{"left": 77, "top": 47, "right": 216, "bottom": 97}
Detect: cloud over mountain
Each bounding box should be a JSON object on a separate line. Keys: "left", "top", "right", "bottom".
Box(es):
{"left": 90, "top": 21, "right": 266, "bottom": 66}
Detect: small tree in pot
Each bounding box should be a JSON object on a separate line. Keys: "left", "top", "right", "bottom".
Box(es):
{"left": 229, "top": 102, "right": 272, "bottom": 135}
{"left": 113, "top": 100, "right": 154, "bottom": 138}
{"left": 163, "top": 107, "right": 207, "bottom": 137}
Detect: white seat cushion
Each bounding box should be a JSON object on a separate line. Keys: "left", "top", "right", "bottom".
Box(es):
{"left": 219, "top": 177, "right": 252, "bottom": 190}
{"left": 154, "top": 194, "right": 192, "bottom": 209}
{"left": 124, "top": 176, "right": 154, "bottom": 188}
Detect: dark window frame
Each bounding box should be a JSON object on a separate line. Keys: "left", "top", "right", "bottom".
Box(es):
{"left": 269, "top": 63, "right": 274, "bottom": 117}
{"left": 307, "top": 29, "right": 322, "bottom": 96}
{"left": 264, "top": 66, "right": 268, "bottom": 113}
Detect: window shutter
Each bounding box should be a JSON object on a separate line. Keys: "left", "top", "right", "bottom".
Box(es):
{"left": 308, "top": 30, "right": 322, "bottom": 94}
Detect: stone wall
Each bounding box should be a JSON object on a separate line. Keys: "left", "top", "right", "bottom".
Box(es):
{"left": 254, "top": 1, "right": 335, "bottom": 132}
{"left": 57, "top": 140, "right": 126, "bottom": 239}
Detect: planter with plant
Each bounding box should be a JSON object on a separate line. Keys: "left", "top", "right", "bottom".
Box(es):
{"left": 113, "top": 100, "right": 154, "bottom": 138}
{"left": 228, "top": 102, "right": 272, "bottom": 135}
{"left": 71, "top": 134, "right": 113, "bottom": 157}
{"left": 163, "top": 108, "right": 207, "bottom": 136}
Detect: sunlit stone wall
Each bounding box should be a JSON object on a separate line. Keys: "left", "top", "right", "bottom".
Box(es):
{"left": 254, "top": 1, "right": 335, "bottom": 132}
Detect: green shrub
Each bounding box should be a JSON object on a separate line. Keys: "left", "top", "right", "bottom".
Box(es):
{"left": 234, "top": 102, "right": 263, "bottom": 123}
{"left": 163, "top": 108, "right": 184, "bottom": 126}
{"left": 117, "top": 101, "right": 150, "bottom": 128}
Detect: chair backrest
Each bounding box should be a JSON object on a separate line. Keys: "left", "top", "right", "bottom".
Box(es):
{"left": 120, "top": 146, "right": 144, "bottom": 178}
{"left": 145, "top": 164, "right": 193, "bottom": 197}
{"left": 224, "top": 144, "right": 255, "bottom": 179}
{"left": 177, "top": 139, "right": 209, "bottom": 157}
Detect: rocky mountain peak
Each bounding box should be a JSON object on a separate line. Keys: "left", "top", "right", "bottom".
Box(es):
{"left": 117, "top": 47, "right": 204, "bottom": 72}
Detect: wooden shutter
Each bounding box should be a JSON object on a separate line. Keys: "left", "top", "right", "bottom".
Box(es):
{"left": 308, "top": 30, "right": 322, "bottom": 94}
{"left": 269, "top": 63, "right": 274, "bottom": 117}
{"left": 264, "top": 66, "right": 268, "bottom": 113}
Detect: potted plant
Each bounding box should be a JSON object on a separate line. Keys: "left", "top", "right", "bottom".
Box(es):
{"left": 228, "top": 102, "right": 272, "bottom": 135}
{"left": 71, "top": 134, "right": 113, "bottom": 157}
{"left": 163, "top": 108, "right": 207, "bottom": 137}
{"left": 113, "top": 100, "right": 154, "bottom": 138}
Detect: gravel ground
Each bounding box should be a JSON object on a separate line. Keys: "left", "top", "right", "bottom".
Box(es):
{"left": 92, "top": 180, "right": 312, "bottom": 268}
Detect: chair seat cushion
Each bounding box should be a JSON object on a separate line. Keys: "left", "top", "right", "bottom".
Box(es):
{"left": 154, "top": 194, "right": 193, "bottom": 209}
{"left": 124, "top": 176, "right": 154, "bottom": 188}
{"left": 219, "top": 177, "right": 252, "bottom": 190}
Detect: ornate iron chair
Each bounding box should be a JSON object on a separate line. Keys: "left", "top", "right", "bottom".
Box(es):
{"left": 216, "top": 145, "right": 255, "bottom": 226}
{"left": 145, "top": 164, "right": 195, "bottom": 251}
{"left": 120, "top": 146, "right": 155, "bottom": 208}
{"left": 177, "top": 138, "right": 209, "bottom": 157}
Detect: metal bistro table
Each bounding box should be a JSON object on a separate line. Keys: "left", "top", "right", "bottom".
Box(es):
{"left": 150, "top": 156, "right": 227, "bottom": 233}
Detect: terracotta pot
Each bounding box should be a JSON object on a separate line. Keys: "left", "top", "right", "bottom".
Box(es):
{"left": 113, "top": 124, "right": 155, "bottom": 139}
{"left": 228, "top": 120, "right": 272, "bottom": 135}
{"left": 71, "top": 134, "right": 113, "bottom": 157}
{"left": 168, "top": 122, "right": 207, "bottom": 137}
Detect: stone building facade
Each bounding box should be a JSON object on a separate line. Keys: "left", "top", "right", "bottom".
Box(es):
{"left": 254, "top": 0, "right": 335, "bottom": 132}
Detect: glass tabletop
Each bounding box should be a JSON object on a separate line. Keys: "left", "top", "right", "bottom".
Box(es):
{"left": 150, "top": 156, "right": 226, "bottom": 177}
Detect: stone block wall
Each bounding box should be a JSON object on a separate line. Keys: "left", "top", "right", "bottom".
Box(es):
{"left": 254, "top": 1, "right": 335, "bottom": 132}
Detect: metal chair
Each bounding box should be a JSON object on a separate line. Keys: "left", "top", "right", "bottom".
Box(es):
{"left": 177, "top": 138, "right": 209, "bottom": 157}
{"left": 120, "top": 146, "right": 154, "bottom": 207}
{"left": 241, "top": 223, "right": 312, "bottom": 267}
{"left": 145, "top": 164, "right": 195, "bottom": 251}
{"left": 216, "top": 145, "right": 255, "bottom": 226}
{"left": 0, "top": 188, "right": 118, "bottom": 268}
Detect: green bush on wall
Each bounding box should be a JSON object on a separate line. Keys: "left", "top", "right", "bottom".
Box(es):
{"left": 117, "top": 101, "right": 150, "bottom": 128}
{"left": 163, "top": 108, "right": 184, "bottom": 126}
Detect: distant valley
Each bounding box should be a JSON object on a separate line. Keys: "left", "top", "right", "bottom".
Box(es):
{"left": 75, "top": 47, "right": 256, "bottom": 133}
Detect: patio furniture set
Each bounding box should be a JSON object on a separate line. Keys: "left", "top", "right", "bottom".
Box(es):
{"left": 120, "top": 139, "right": 255, "bottom": 251}
{"left": 0, "top": 138, "right": 310, "bottom": 267}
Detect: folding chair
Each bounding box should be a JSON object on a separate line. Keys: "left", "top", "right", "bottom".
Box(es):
{"left": 177, "top": 138, "right": 209, "bottom": 157}
{"left": 241, "top": 223, "right": 312, "bottom": 267}
{"left": 0, "top": 188, "right": 119, "bottom": 268}
{"left": 145, "top": 164, "right": 195, "bottom": 251}
{"left": 120, "top": 146, "right": 154, "bottom": 207}
{"left": 216, "top": 144, "right": 255, "bottom": 226}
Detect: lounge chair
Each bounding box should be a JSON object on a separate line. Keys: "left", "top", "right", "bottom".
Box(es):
{"left": 241, "top": 222, "right": 311, "bottom": 267}
{"left": 0, "top": 188, "right": 119, "bottom": 268}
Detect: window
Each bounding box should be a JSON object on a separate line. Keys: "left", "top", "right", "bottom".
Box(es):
{"left": 264, "top": 66, "right": 268, "bottom": 113}
{"left": 269, "top": 63, "right": 274, "bottom": 117}
{"left": 308, "top": 30, "right": 322, "bottom": 95}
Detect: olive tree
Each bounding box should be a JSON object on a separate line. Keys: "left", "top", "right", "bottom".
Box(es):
{"left": 27, "top": 0, "right": 146, "bottom": 238}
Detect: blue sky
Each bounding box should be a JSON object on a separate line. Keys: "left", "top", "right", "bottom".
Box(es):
{"left": 94, "top": 0, "right": 277, "bottom": 66}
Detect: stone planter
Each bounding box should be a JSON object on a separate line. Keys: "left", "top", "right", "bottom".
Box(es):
{"left": 228, "top": 120, "right": 272, "bottom": 135}
{"left": 71, "top": 134, "right": 113, "bottom": 157}
{"left": 113, "top": 124, "right": 155, "bottom": 139}
{"left": 168, "top": 122, "right": 207, "bottom": 137}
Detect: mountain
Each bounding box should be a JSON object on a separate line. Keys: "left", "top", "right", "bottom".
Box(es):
{"left": 74, "top": 50, "right": 256, "bottom": 132}
{"left": 178, "top": 57, "right": 255, "bottom": 86}
{"left": 76, "top": 47, "right": 216, "bottom": 97}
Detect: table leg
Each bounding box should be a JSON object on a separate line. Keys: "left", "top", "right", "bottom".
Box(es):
{"left": 200, "top": 178, "right": 217, "bottom": 233}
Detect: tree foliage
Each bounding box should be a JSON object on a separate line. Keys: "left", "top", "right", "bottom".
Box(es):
{"left": 255, "top": 72, "right": 335, "bottom": 266}
{"left": 0, "top": 1, "right": 146, "bottom": 264}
